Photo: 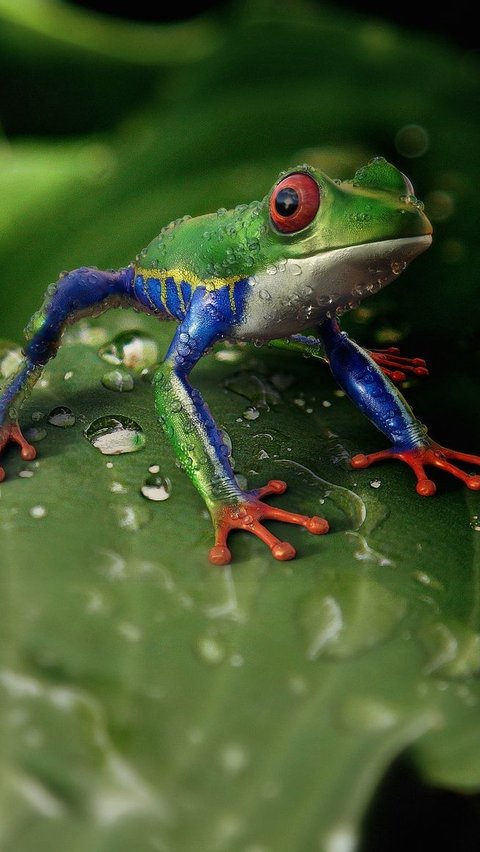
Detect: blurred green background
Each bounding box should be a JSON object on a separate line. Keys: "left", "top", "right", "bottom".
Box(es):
{"left": 1, "top": 1, "right": 479, "bottom": 850}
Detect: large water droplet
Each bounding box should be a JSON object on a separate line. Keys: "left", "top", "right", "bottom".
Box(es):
{"left": 98, "top": 330, "right": 159, "bottom": 373}
{"left": 300, "top": 575, "right": 406, "bottom": 660}
{"left": 47, "top": 406, "right": 76, "bottom": 428}
{"left": 141, "top": 474, "right": 171, "bottom": 502}
{"left": 418, "top": 619, "right": 480, "bottom": 678}
{"left": 101, "top": 369, "right": 134, "bottom": 393}
{"left": 84, "top": 416, "right": 146, "bottom": 455}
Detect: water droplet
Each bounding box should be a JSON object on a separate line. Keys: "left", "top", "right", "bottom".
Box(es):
{"left": 196, "top": 633, "right": 226, "bottom": 665}
{"left": 259, "top": 289, "right": 271, "bottom": 301}
{"left": 31, "top": 411, "right": 44, "bottom": 422}
{"left": 395, "top": 124, "right": 430, "bottom": 158}
{"left": 47, "top": 406, "right": 76, "bottom": 428}
{"left": 339, "top": 695, "right": 398, "bottom": 731}
{"left": 64, "top": 370, "right": 73, "bottom": 381}
{"left": 84, "top": 416, "right": 146, "bottom": 455}
{"left": 101, "top": 368, "right": 134, "bottom": 393}
{"left": 98, "top": 330, "right": 159, "bottom": 373}
{"left": 148, "top": 464, "right": 160, "bottom": 474}
{"left": 29, "top": 505, "right": 47, "bottom": 519}
{"left": 141, "top": 474, "right": 172, "bottom": 502}
{"left": 265, "top": 264, "right": 277, "bottom": 275}
{"left": 322, "top": 400, "right": 332, "bottom": 408}
{"left": 370, "top": 479, "right": 381, "bottom": 489}
{"left": 18, "top": 468, "right": 34, "bottom": 478}
{"left": 24, "top": 427, "right": 47, "bottom": 443}
{"left": 0, "top": 341, "right": 22, "bottom": 379}
{"left": 390, "top": 259, "right": 407, "bottom": 275}
{"left": 115, "top": 504, "right": 151, "bottom": 532}
{"left": 418, "top": 619, "right": 480, "bottom": 678}
{"left": 300, "top": 576, "right": 406, "bottom": 660}
{"left": 219, "top": 743, "right": 250, "bottom": 774}
{"left": 243, "top": 406, "right": 260, "bottom": 421}
{"left": 323, "top": 825, "right": 358, "bottom": 852}
{"left": 110, "top": 481, "right": 127, "bottom": 494}
{"left": 470, "top": 515, "right": 480, "bottom": 532}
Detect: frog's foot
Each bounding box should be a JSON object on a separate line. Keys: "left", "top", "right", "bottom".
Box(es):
{"left": 368, "top": 347, "right": 428, "bottom": 383}
{"left": 208, "top": 479, "right": 329, "bottom": 566}
{"left": 0, "top": 423, "right": 36, "bottom": 481}
{"left": 351, "top": 443, "right": 480, "bottom": 496}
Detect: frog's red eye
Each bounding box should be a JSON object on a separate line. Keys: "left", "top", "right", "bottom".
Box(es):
{"left": 270, "top": 173, "right": 320, "bottom": 234}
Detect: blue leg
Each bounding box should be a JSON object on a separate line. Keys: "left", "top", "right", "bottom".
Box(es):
{"left": 0, "top": 266, "right": 134, "bottom": 478}
{"left": 153, "top": 289, "right": 328, "bottom": 565}
{"left": 318, "top": 318, "right": 480, "bottom": 495}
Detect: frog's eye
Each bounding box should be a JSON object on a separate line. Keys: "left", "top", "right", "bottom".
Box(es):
{"left": 270, "top": 173, "right": 320, "bottom": 234}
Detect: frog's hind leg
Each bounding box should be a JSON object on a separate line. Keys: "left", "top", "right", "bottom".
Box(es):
{"left": 0, "top": 266, "right": 138, "bottom": 479}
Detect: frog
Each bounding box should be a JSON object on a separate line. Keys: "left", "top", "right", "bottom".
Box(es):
{"left": 1, "top": 156, "right": 479, "bottom": 565}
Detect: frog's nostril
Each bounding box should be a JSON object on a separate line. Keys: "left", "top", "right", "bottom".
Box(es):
{"left": 401, "top": 172, "right": 415, "bottom": 196}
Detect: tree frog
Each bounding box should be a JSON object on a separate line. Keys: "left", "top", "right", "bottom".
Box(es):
{"left": 1, "top": 157, "right": 479, "bottom": 564}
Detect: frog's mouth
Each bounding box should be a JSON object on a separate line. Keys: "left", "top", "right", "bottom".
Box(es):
{"left": 302, "top": 234, "right": 432, "bottom": 312}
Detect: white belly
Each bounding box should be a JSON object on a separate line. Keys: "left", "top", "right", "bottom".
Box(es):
{"left": 230, "top": 236, "right": 431, "bottom": 341}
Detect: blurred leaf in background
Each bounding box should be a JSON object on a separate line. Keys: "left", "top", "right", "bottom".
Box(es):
{"left": 0, "top": 1, "right": 479, "bottom": 850}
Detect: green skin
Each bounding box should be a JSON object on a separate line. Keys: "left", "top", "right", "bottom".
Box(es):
{"left": 2, "top": 157, "right": 480, "bottom": 565}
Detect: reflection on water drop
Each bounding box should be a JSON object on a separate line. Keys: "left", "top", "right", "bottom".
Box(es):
{"left": 417, "top": 619, "right": 480, "bottom": 678}
{"left": 141, "top": 474, "right": 171, "bottom": 502}
{"left": 101, "top": 369, "right": 134, "bottom": 392}
{"left": 196, "top": 633, "right": 226, "bottom": 665}
{"left": 300, "top": 574, "right": 406, "bottom": 661}
{"left": 84, "top": 416, "right": 146, "bottom": 455}
{"left": 98, "top": 330, "right": 159, "bottom": 373}
{"left": 47, "top": 406, "right": 76, "bottom": 428}
{"left": 243, "top": 406, "right": 260, "bottom": 421}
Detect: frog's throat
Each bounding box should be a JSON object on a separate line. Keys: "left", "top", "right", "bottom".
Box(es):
{"left": 234, "top": 235, "right": 432, "bottom": 340}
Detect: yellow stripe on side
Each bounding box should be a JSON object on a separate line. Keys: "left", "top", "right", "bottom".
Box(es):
{"left": 135, "top": 266, "right": 239, "bottom": 292}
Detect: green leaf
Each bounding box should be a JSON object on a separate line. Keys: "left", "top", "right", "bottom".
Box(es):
{"left": 1, "top": 2, "right": 479, "bottom": 849}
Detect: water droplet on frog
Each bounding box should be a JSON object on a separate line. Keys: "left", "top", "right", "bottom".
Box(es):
{"left": 470, "top": 515, "right": 480, "bottom": 531}
{"left": 196, "top": 633, "right": 226, "bottom": 665}
{"left": 64, "top": 370, "right": 73, "bottom": 381}
{"left": 47, "top": 406, "right": 76, "bottom": 428}
{"left": 323, "top": 825, "right": 358, "bottom": 852}
{"left": 101, "top": 368, "right": 134, "bottom": 392}
{"left": 115, "top": 504, "right": 151, "bottom": 532}
{"left": 370, "top": 479, "right": 381, "bottom": 489}
{"left": 259, "top": 289, "right": 271, "bottom": 301}
{"left": 390, "top": 259, "right": 407, "bottom": 275}
{"left": 141, "top": 474, "right": 172, "bottom": 502}
{"left": 18, "top": 468, "right": 34, "bottom": 478}
{"left": 0, "top": 341, "right": 22, "bottom": 379}
{"left": 29, "top": 505, "right": 47, "bottom": 519}
{"left": 300, "top": 575, "right": 406, "bottom": 660}
{"left": 148, "top": 463, "right": 160, "bottom": 474}
{"left": 84, "top": 415, "right": 146, "bottom": 455}
{"left": 98, "top": 330, "right": 159, "bottom": 373}
{"left": 31, "top": 411, "right": 44, "bottom": 422}
{"left": 418, "top": 619, "right": 480, "bottom": 678}
{"left": 243, "top": 406, "right": 260, "bottom": 421}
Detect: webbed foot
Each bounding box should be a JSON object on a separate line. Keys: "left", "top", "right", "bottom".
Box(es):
{"left": 368, "top": 346, "right": 428, "bottom": 383}
{"left": 0, "top": 422, "right": 36, "bottom": 481}
{"left": 351, "top": 443, "right": 480, "bottom": 496}
{"left": 209, "top": 479, "right": 329, "bottom": 565}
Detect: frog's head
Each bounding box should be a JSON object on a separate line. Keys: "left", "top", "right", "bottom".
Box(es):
{"left": 260, "top": 157, "right": 432, "bottom": 323}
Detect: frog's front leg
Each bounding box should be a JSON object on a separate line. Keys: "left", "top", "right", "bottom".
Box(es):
{"left": 0, "top": 266, "right": 135, "bottom": 480}
{"left": 319, "top": 318, "right": 480, "bottom": 495}
{"left": 154, "top": 291, "right": 328, "bottom": 566}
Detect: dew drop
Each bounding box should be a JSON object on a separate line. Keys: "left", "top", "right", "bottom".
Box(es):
{"left": 370, "top": 479, "right": 381, "bottom": 489}
{"left": 18, "top": 468, "right": 34, "bottom": 478}
{"left": 243, "top": 406, "right": 260, "bottom": 421}
{"left": 115, "top": 504, "right": 151, "bottom": 532}
{"left": 196, "top": 633, "right": 226, "bottom": 665}
{"left": 418, "top": 619, "right": 480, "bottom": 678}
{"left": 24, "top": 426, "right": 47, "bottom": 443}
{"left": 470, "top": 515, "right": 480, "bottom": 532}
{"left": 29, "top": 505, "right": 47, "bottom": 519}
{"left": 219, "top": 743, "right": 250, "bottom": 774}
{"left": 390, "top": 259, "right": 407, "bottom": 275}
{"left": 338, "top": 694, "right": 398, "bottom": 731}
{"left": 148, "top": 464, "right": 160, "bottom": 474}
{"left": 141, "top": 474, "right": 172, "bottom": 502}
{"left": 47, "top": 406, "right": 76, "bottom": 428}
{"left": 101, "top": 368, "right": 134, "bottom": 393}
{"left": 84, "top": 415, "right": 146, "bottom": 455}
{"left": 259, "top": 289, "right": 271, "bottom": 301}
{"left": 98, "top": 330, "right": 159, "bottom": 373}
{"left": 0, "top": 341, "right": 22, "bottom": 379}
{"left": 64, "top": 370, "right": 74, "bottom": 381}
